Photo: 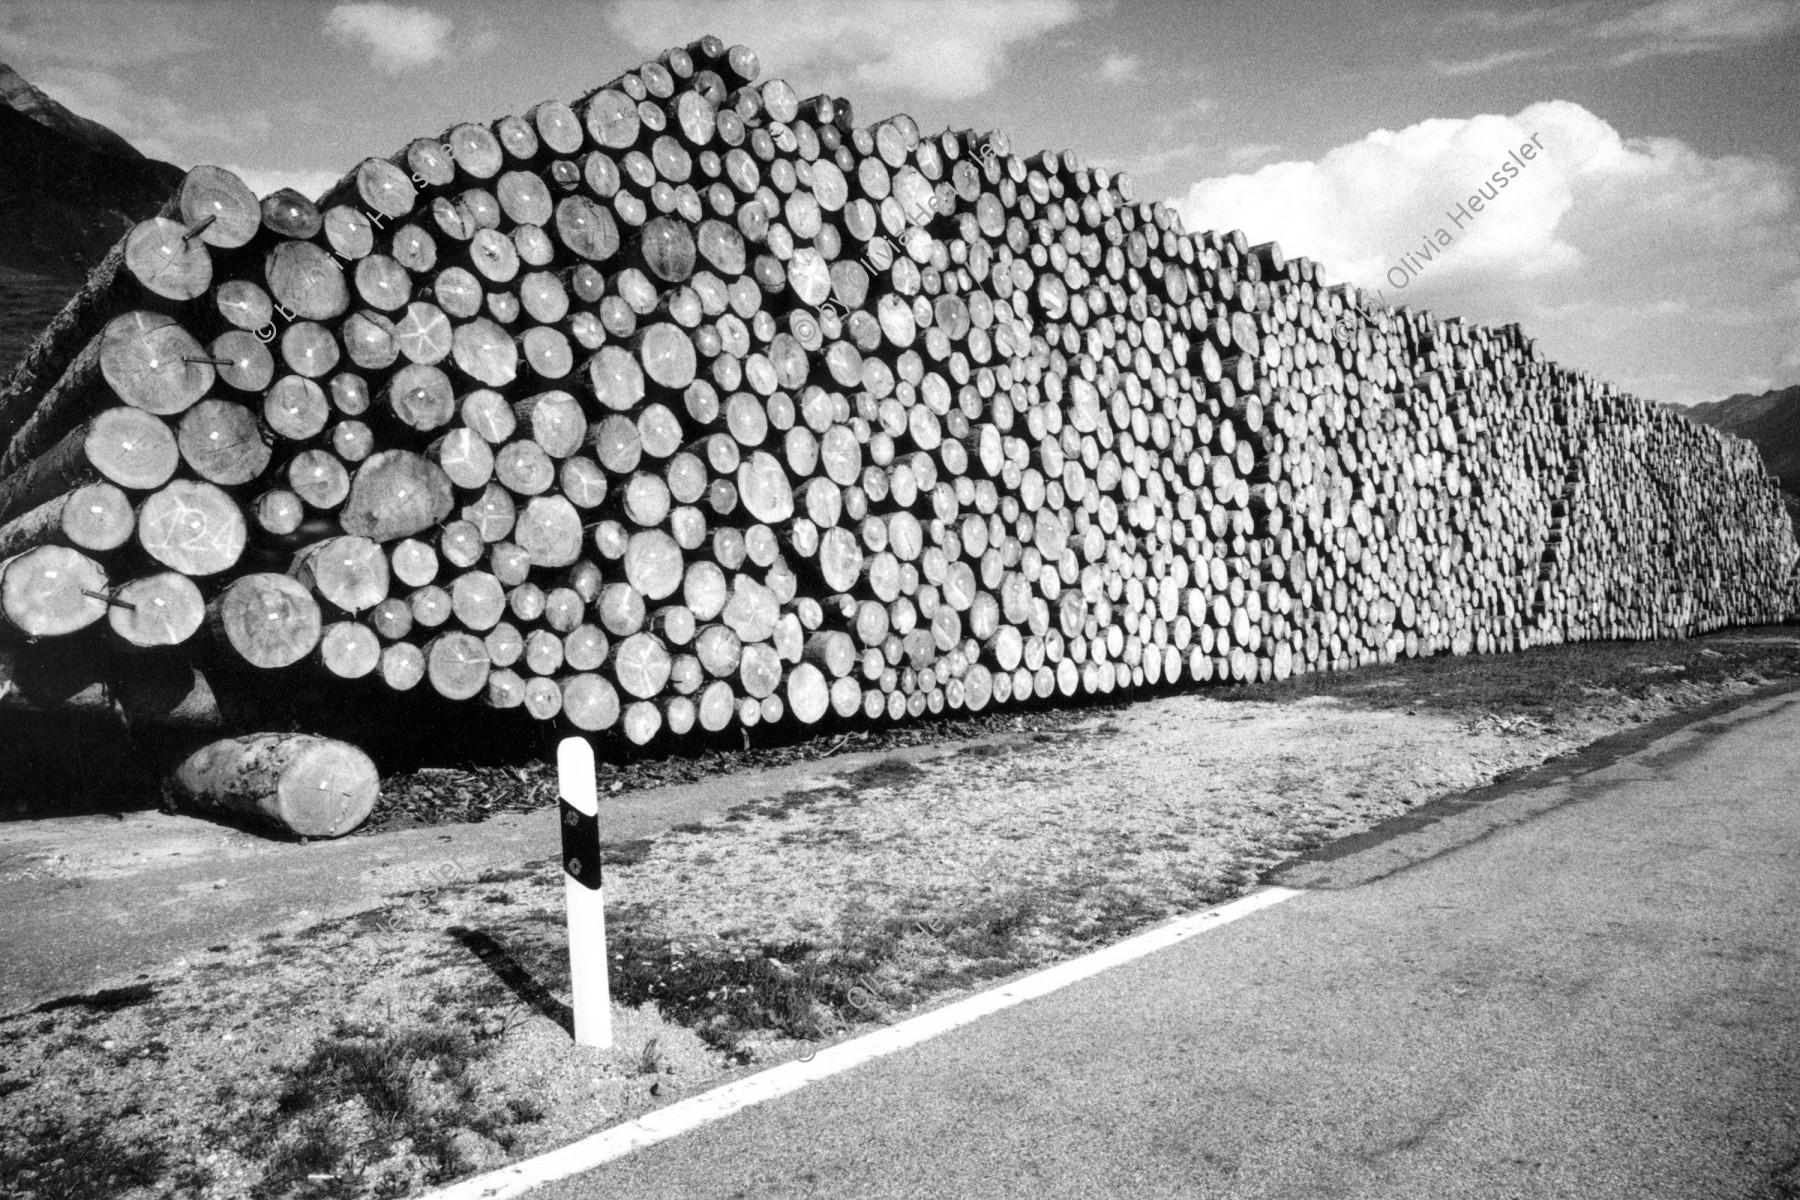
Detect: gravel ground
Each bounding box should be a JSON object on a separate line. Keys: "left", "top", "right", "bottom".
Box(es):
{"left": 2, "top": 628, "right": 1798, "bottom": 1200}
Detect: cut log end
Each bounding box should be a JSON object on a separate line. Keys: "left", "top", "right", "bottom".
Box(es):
{"left": 170, "top": 734, "right": 380, "bottom": 838}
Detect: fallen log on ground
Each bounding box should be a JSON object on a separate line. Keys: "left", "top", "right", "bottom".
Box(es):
{"left": 166, "top": 732, "right": 380, "bottom": 837}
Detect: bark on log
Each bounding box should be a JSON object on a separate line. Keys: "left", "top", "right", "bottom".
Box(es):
{"left": 0, "top": 167, "right": 255, "bottom": 450}
{"left": 168, "top": 733, "right": 379, "bottom": 838}
{"left": 0, "top": 483, "right": 135, "bottom": 558}
{"left": 0, "top": 310, "right": 213, "bottom": 483}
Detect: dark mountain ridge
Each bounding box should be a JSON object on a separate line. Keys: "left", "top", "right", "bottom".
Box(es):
{"left": 1685, "top": 384, "right": 1800, "bottom": 537}
{"left": 0, "top": 75, "right": 185, "bottom": 281}
{"left": 0, "top": 63, "right": 155, "bottom": 165}
{"left": 1685, "top": 384, "right": 1800, "bottom": 489}
{"left": 0, "top": 61, "right": 186, "bottom": 374}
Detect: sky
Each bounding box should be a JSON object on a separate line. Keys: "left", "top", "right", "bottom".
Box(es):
{"left": 1, "top": 0, "right": 1795, "bottom": 405}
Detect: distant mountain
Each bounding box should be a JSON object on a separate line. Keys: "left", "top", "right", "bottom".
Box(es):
{"left": 0, "top": 61, "right": 185, "bottom": 282}
{"left": 0, "top": 63, "right": 152, "bottom": 164}
{"left": 1685, "top": 385, "right": 1800, "bottom": 490}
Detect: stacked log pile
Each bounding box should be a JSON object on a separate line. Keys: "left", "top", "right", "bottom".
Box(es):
{"left": 1, "top": 33, "right": 1793, "bottom": 761}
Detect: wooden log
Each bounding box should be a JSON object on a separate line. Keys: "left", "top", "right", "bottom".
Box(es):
{"left": 210, "top": 572, "right": 322, "bottom": 668}
{"left": 261, "top": 188, "right": 321, "bottom": 238}
{"left": 0, "top": 167, "right": 256, "bottom": 451}
{"left": 265, "top": 240, "right": 350, "bottom": 321}
{"left": 0, "top": 483, "right": 135, "bottom": 558}
{"left": 0, "top": 310, "right": 213, "bottom": 483}
{"left": 452, "top": 316, "right": 519, "bottom": 387}
{"left": 0, "top": 73, "right": 1777, "bottom": 735}
{"left": 0, "top": 408, "right": 179, "bottom": 526}
{"left": 317, "top": 157, "right": 418, "bottom": 221}
{"left": 785, "top": 661, "right": 830, "bottom": 722}
{"left": 291, "top": 535, "right": 390, "bottom": 614}
{"left": 167, "top": 733, "right": 379, "bottom": 839}
{"left": 562, "top": 671, "right": 621, "bottom": 730}
{"left": 178, "top": 399, "right": 272, "bottom": 486}
{"left": 624, "top": 529, "right": 684, "bottom": 600}
{"left": 339, "top": 450, "right": 455, "bottom": 541}
{"left": 317, "top": 620, "right": 381, "bottom": 679}
{"left": 287, "top": 450, "right": 352, "bottom": 511}
{"left": 427, "top": 631, "right": 491, "bottom": 700}
{"left": 515, "top": 495, "right": 583, "bottom": 567}
{"left": 0, "top": 545, "right": 108, "bottom": 637}
{"left": 137, "top": 480, "right": 247, "bottom": 576}
{"left": 515, "top": 389, "right": 587, "bottom": 458}
{"left": 108, "top": 571, "right": 206, "bottom": 648}
{"left": 376, "top": 640, "right": 423, "bottom": 690}
{"left": 253, "top": 489, "right": 305, "bottom": 537}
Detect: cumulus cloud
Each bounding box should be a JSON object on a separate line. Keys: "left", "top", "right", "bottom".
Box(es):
{"left": 1097, "top": 52, "right": 1140, "bottom": 84}
{"left": 608, "top": 0, "right": 1081, "bottom": 100}
{"left": 1225, "top": 142, "right": 1283, "bottom": 166}
{"left": 324, "top": 2, "right": 457, "bottom": 73}
{"left": 1173, "top": 101, "right": 1800, "bottom": 404}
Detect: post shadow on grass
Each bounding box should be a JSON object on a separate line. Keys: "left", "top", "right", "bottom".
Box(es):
{"left": 447, "top": 926, "right": 574, "bottom": 1037}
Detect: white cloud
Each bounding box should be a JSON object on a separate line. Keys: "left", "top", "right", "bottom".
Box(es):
{"left": 31, "top": 65, "right": 272, "bottom": 163}
{"left": 1433, "top": 0, "right": 1798, "bottom": 71}
{"left": 0, "top": 1, "right": 214, "bottom": 67}
{"left": 1173, "top": 101, "right": 1800, "bottom": 404}
{"left": 608, "top": 0, "right": 1081, "bottom": 100}
{"left": 1097, "top": 52, "right": 1140, "bottom": 84}
{"left": 1125, "top": 142, "right": 1206, "bottom": 178}
{"left": 1429, "top": 46, "right": 1555, "bottom": 76}
{"left": 1590, "top": 0, "right": 1800, "bottom": 62}
{"left": 1440, "top": 6, "right": 1594, "bottom": 34}
{"left": 324, "top": 2, "right": 457, "bottom": 73}
{"left": 1225, "top": 141, "right": 1282, "bottom": 166}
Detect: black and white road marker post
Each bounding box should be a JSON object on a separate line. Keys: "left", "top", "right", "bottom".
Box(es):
{"left": 557, "top": 736, "right": 612, "bottom": 1048}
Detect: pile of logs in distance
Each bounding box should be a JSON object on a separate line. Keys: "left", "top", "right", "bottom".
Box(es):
{"left": 3, "top": 34, "right": 1794, "bottom": 760}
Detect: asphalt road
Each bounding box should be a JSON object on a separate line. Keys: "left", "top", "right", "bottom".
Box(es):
{"left": 521, "top": 688, "right": 1800, "bottom": 1200}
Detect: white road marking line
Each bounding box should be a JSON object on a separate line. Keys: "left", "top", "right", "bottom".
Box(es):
{"left": 419, "top": 885, "right": 1304, "bottom": 1200}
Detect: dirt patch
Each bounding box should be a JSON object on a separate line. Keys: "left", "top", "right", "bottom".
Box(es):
{"left": 3, "top": 628, "right": 1799, "bottom": 1198}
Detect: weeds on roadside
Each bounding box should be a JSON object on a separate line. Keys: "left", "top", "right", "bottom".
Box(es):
{"left": 604, "top": 926, "right": 874, "bottom": 1062}
{"left": 598, "top": 869, "right": 1245, "bottom": 1062}
{"left": 240, "top": 1021, "right": 541, "bottom": 1199}
{"left": 0, "top": 1115, "right": 208, "bottom": 1200}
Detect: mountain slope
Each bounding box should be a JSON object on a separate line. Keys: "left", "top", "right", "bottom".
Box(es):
{"left": 0, "top": 63, "right": 152, "bottom": 164}
{"left": 0, "top": 58, "right": 188, "bottom": 284}
{"left": 1686, "top": 385, "right": 1800, "bottom": 488}
{"left": 0, "top": 62, "right": 188, "bottom": 374}
{"left": 0, "top": 100, "right": 185, "bottom": 281}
